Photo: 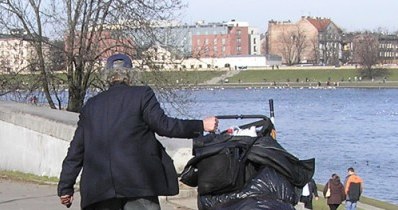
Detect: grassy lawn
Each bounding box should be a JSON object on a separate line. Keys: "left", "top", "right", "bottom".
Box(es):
{"left": 3, "top": 68, "right": 398, "bottom": 87}
{"left": 140, "top": 70, "right": 225, "bottom": 85}
{"left": 0, "top": 170, "right": 58, "bottom": 184}
{"left": 316, "top": 184, "right": 398, "bottom": 210}
{"left": 313, "top": 197, "right": 349, "bottom": 210}
{"left": 0, "top": 71, "right": 225, "bottom": 86}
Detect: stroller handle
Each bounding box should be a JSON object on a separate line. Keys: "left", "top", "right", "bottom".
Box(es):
{"left": 214, "top": 115, "right": 273, "bottom": 137}
{"left": 215, "top": 115, "right": 268, "bottom": 120}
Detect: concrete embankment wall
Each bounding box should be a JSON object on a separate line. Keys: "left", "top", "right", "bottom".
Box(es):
{"left": 0, "top": 101, "right": 192, "bottom": 178}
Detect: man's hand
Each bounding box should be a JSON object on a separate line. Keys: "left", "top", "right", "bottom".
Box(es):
{"left": 60, "top": 195, "right": 73, "bottom": 208}
{"left": 203, "top": 116, "right": 218, "bottom": 132}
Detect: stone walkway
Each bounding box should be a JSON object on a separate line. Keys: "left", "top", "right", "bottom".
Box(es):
{"left": 0, "top": 178, "right": 184, "bottom": 210}
{"left": 203, "top": 70, "right": 241, "bottom": 85}
{"left": 0, "top": 178, "right": 385, "bottom": 210}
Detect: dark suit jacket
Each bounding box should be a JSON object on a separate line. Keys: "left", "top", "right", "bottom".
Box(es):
{"left": 57, "top": 84, "right": 204, "bottom": 208}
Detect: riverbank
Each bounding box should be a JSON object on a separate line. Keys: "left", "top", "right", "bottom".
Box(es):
{"left": 186, "top": 80, "right": 398, "bottom": 89}
{"left": 201, "top": 68, "right": 398, "bottom": 88}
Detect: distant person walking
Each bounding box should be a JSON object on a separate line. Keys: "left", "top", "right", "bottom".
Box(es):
{"left": 344, "top": 167, "right": 364, "bottom": 210}
{"left": 299, "top": 178, "right": 319, "bottom": 209}
{"left": 323, "top": 173, "right": 345, "bottom": 210}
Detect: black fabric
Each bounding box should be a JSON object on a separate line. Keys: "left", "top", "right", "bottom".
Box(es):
{"left": 180, "top": 135, "right": 315, "bottom": 190}
{"left": 198, "top": 166, "right": 297, "bottom": 210}
{"left": 207, "top": 196, "right": 295, "bottom": 210}
{"left": 158, "top": 142, "right": 179, "bottom": 195}
{"left": 58, "top": 84, "right": 204, "bottom": 208}
{"left": 328, "top": 204, "right": 340, "bottom": 210}
{"left": 347, "top": 182, "right": 361, "bottom": 201}
{"left": 247, "top": 136, "right": 315, "bottom": 188}
{"left": 300, "top": 195, "right": 313, "bottom": 209}
{"left": 83, "top": 198, "right": 125, "bottom": 210}
{"left": 84, "top": 197, "right": 159, "bottom": 210}
{"left": 180, "top": 135, "right": 259, "bottom": 191}
{"left": 180, "top": 132, "right": 315, "bottom": 210}
{"left": 197, "top": 147, "right": 245, "bottom": 195}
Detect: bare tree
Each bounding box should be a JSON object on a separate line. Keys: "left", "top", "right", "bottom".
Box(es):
{"left": 278, "top": 26, "right": 308, "bottom": 65}
{"left": 352, "top": 33, "right": 389, "bottom": 79}
{"left": 309, "top": 37, "right": 320, "bottom": 64}
{"left": 0, "top": 0, "right": 185, "bottom": 112}
{"left": 0, "top": 1, "right": 57, "bottom": 108}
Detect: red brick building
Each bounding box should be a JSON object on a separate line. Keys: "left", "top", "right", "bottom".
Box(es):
{"left": 190, "top": 20, "right": 255, "bottom": 58}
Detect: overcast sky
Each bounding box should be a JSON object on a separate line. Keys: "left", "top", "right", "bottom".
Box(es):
{"left": 180, "top": 0, "right": 398, "bottom": 33}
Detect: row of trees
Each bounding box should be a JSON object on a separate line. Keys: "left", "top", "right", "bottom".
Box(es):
{"left": 0, "top": 0, "right": 188, "bottom": 113}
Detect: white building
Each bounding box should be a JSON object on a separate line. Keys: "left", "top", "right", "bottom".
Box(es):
{"left": 0, "top": 33, "right": 36, "bottom": 73}
{"left": 180, "top": 55, "right": 269, "bottom": 70}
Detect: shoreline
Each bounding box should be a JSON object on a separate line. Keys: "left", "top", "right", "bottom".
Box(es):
{"left": 189, "top": 80, "right": 398, "bottom": 89}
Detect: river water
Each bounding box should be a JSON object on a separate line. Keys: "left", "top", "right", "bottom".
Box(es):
{"left": 163, "top": 87, "right": 398, "bottom": 205}
{"left": 2, "top": 87, "right": 398, "bottom": 204}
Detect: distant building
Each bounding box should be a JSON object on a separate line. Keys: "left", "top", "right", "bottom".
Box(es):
{"left": 378, "top": 34, "right": 398, "bottom": 64}
{"left": 345, "top": 32, "right": 398, "bottom": 65}
{"left": 179, "top": 55, "right": 268, "bottom": 71}
{"left": 249, "top": 27, "right": 261, "bottom": 56}
{"left": 179, "top": 20, "right": 260, "bottom": 58}
{"left": 64, "top": 29, "right": 135, "bottom": 65}
{"left": 266, "top": 16, "right": 342, "bottom": 65}
{"left": 82, "top": 20, "right": 265, "bottom": 70}
{"left": 0, "top": 30, "right": 46, "bottom": 73}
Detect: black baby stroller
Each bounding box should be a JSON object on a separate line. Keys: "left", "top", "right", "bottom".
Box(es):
{"left": 180, "top": 104, "right": 315, "bottom": 210}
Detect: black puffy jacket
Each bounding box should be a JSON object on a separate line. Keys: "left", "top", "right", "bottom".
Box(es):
{"left": 181, "top": 134, "right": 315, "bottom": 210}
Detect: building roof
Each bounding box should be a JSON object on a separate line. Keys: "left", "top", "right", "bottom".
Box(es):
{"left": 305, "top": 17, "right": 332, "bottom": 32}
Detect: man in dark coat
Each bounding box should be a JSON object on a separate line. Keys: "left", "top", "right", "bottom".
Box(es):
{"left": 58, "top": 54, "right": 218, "bottom": 209}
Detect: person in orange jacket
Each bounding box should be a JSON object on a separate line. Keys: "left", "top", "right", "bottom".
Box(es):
{"left": 344, "top": 167, "right": 364, "bottom": 210}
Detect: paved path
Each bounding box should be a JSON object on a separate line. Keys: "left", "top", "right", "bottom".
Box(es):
{"left": 0, "top": 178, "right": 185, "bottom": 210}
{"left": 296, "top": 191, "right": 385, "bottom": 210}
{"left": 0, "top": 178, "right": 385, "bottom": 210}
{"left": 203, "top": 70, "right": 240, "bottom": 85}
